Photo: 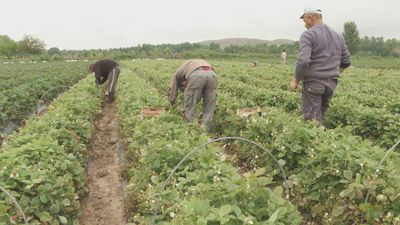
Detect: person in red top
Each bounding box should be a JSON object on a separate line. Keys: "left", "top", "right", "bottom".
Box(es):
{"left": 168, "top": 59, "right": 217, "bottom": 129}
{"left": 89, "top": 59, "right": 121, "bottom": 102}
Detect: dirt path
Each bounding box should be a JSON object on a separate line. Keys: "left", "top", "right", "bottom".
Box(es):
{"left": 80, "top": 99, "right": 126, "bottom": 225}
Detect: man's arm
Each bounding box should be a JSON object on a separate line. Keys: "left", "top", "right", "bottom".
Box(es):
{"left": 290, "top": 78, "right": 299, "bottom": 91}
{"left": 290, "top": 32, "right": 312, "bottom": 91}
{"left": 95, "top": 73, "right": 102, "bottom": 85}
{"left": 168, "top": 74, "right": 179, "bottom": 105}
{"left": 340, "top": 36, "right": 351, "bottom": 73}
{"left": 168, "top": 62, "right": 189, "bottom": 105}
{"left": 295, "top": 32, "right": 312, "bottom": 81}
{"left": 94, "top": 67, "right": 107, "bottom": 85}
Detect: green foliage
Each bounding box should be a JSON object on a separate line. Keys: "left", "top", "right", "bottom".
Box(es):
{"left": 0, "top": 77, "right": 102, "bottom": 224}
{"left": 0, "top": 35, "right": 17, "bottom": 59}
{"left": 116, "top": 63, "right": 301, "bottom": 224}
{"left": 343, "top": 21, "right": 360, "bottom": 55}
{"left": 48, "top": 47, "right": 61, "bottom": 56}
{"left": 17, "top": 35, "right": 46, "bottom": 55}
{"left": 1, "top": 59, "right": 400, "bottom": 224}
{"left": 120, "top": 59, "right": 400, "bottom": 224}
{"left": 0, "top": 61, "right": 90, "bottom": 128}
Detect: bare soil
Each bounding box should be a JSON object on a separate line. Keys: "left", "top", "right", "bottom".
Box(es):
{"left": 79, "top": 99, "right": 126, "bottom": 225}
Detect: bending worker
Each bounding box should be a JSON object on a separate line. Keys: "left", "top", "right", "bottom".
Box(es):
{"left": 89, "top": 59, "right": 121, "bottom": 102}
{"left": 168, "top": 59, "right": 217, "bottom": 129}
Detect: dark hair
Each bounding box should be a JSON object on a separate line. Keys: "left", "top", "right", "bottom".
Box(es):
{"left": 89, "top": 64, "right": 95, "bottom": 72}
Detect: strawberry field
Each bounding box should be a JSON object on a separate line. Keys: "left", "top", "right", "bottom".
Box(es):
{"left": 0, "top": 61, "right": 90, "bottom": 138}
{"left": 0, "top": 59, "right": 399, "bottom": 225}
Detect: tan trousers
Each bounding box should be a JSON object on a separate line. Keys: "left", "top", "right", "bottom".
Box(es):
{"left": 184, "top": 70, "right": 217, "bottom": 127}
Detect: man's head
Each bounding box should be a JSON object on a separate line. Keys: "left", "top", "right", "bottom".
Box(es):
{"left": 89, "top": 64, "right": 95, "bottom": 73}
{"left": 300, "top": 7, "right": 323, "bottom": 29}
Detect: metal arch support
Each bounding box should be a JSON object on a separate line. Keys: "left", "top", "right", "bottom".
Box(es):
{"left": 152, "top": 136, "right": 290, "bottom": 224}
{"left": 361, "top": 139, "right": 400, "bottom": 223}
{"left": 36, "top": 85, "right": 71, "bottom": 116}
{"left": 0, "top": 185, "right": 28, "bottom": 225}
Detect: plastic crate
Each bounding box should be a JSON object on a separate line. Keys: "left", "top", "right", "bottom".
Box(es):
{"left": 140, "top": 107, "right": 165, "bottom": 118}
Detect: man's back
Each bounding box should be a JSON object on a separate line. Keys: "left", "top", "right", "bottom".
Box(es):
{"left": 296, "top": 23, "right": 351, "bottom": 81}
{"left": 94, "top": 59, "right": 119, "bottom": 76}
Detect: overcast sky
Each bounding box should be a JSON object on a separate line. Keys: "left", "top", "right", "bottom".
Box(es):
{"left": 1, "top": 0, "right": 399, "bottom": 50}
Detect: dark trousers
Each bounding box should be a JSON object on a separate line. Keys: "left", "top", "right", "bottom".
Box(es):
{"left": 184, "top": 70, "right": 217, "bottom": 127}
{"left": 301, "top": 79, "right": 337, "bottom": 124}
{"left": 107, "top": 66, "right": 121, "bottom": 100}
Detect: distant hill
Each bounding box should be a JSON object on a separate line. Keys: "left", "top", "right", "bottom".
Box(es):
{"left": 198, "top": 38, "right": 294, "bottom": 48}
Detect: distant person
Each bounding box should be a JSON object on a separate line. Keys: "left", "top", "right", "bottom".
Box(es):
{"left": 89, "top": 59, "right": 121, "bottom": 102}
{"left": 280, "top": 49, "right": 287, "bottom": 64}
{"left": 253, "top": 60, "right": 260, "bottom": 67}
{"left": 168, "top": 59, "right": 217, "bottom": 129}
{"left": 290, "top": 7, "right": 351, "bottom": 124}
{"left": 172, "top": 52, "right": 180, "bottom": 59}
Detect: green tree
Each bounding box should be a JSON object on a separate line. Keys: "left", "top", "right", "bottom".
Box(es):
{"left": 0, "top": 35, "right": 17, "bottom": 59}
{"left": 343, "top": 21, "right": 360, "bottom": 55}
{"left": 209, "top": 42, "right": 221, "bottom": 51}
{"left": 18, "top": 34, "right": 46, "bottom": 55}
{"left": 47, "top": 47, "right": 61, "bottom": 56}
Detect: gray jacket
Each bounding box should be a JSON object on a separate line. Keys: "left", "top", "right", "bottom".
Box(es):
{"left": 295, "top": 23, "right": 351, "bottom": 82}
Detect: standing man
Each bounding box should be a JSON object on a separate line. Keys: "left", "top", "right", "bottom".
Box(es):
{"left": 280, "top": 49, "right": 287, "bottom": 64}
{"left": 168, "top": 59, "right": 217, "bottom": 129}
{"left": 290, "top": 7, "right": 351, "bottom": 124}
{"left": 89, "top": 59, "right": 121, "bottom": 102}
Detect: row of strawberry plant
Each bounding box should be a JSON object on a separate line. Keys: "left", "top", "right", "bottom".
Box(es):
{"left": 0, "top": 61, "right": 90, "bottom": 130}
{"left": 0, "top": 76, "right": 102, "bottom": 224}
{"left": 116, "top": 66, "right": 301, "bottom": 224}
{"left": 126, "top": 60, "right": 400, "bottom": 225}
{"left": 215, "top": 95, "right": 400, "bottom": 225}
{"left": 130, "top": 59, "right": 400, "bottom": 149}
{"left": 211, "top": 62, "right": 400, "bottom": 149}
{"left": 210, "top": 66, "right": 400, "bottom": 225}
{"left": 214, "top": 74, "right": 400, "bottom": 225}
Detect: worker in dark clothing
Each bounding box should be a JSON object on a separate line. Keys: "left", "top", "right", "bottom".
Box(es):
{"left": 89, "top": 59, "right": 121, "bottom": 102}
{"left": 290, "top": 7, "right": 351, "bottom": 124}
{"left": 168, "top": 59, "right": 217, "bottom": 129}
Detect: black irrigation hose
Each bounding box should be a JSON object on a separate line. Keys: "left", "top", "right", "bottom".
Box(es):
{"left": 151, "top": 136, "right": 289, "bottom": 224}
{"left": 361, "top": 139, "right": 400, "bottom": 223}
{"left": 0, "top": 185, "right": 28, "bottom": 225}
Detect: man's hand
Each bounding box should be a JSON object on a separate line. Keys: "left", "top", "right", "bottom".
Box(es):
{"left": 179, "top": 81, "right": 187, "bottom": 92}
{"left": 290, "top": 79, "right": 299, "bottom": 91}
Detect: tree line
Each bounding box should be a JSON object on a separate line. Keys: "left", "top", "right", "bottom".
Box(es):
{"left": 1, "top": 22, "right": 399, "bottom": 61}
{"left": 343, "top": 21, "right": 400, "bottom": 57}
{"left": 0, "top": 35, "right": 46, "bottom": 59}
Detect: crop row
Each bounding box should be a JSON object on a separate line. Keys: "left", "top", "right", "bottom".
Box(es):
{"left": 0, "top": 76, "right": 101, "bottom": 224}
{"left": 0, "top": 61, "right": 90, "bottom": 130}
{"left": 115, "top": 66, "right": 301, "bottom": 224}
{"left": 126, "top": 60, "right": 400, "bottom": 149}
